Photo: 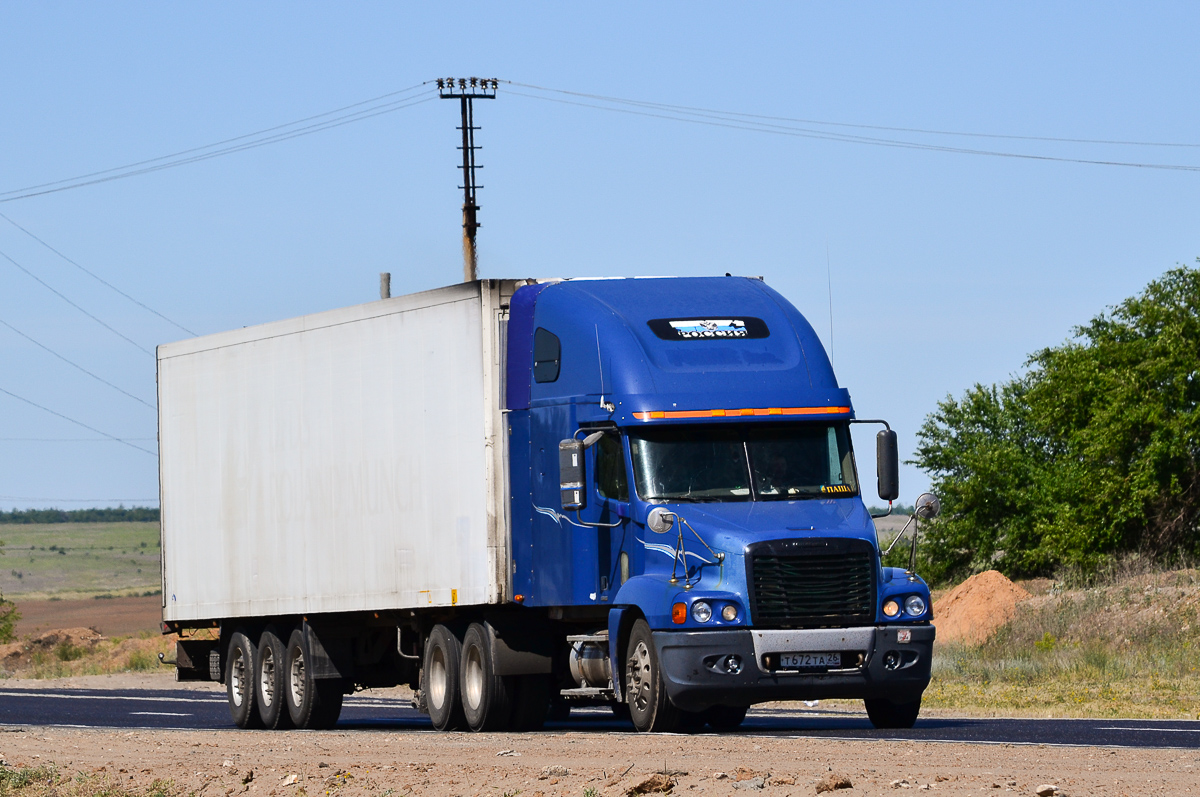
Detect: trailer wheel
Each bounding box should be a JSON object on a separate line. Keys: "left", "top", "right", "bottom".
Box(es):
{"left": 624, "top": 619, "right": 679, "bottom": 733}
{"left": 227, "top": 630, "right": 264, "bottom": 729}
{"left": 704, "top": 704, "right": 748, "bottom": 731}
{"left": 256, "top": 625, "right": 293, "bottom": 730}
{"left": 285, "top": 628, "right": 343, "bottom": 729}
{"left": 424, "top": 624, "right": 466, "bottom": 731}
{"left": 864, "top": 697, "right": 922, "bottom": 729}
{"left": 460, "top": 622, "right": 512, "bottom": 732}
{"left": 509, "top": 674, "right": 551, "bottom": 731}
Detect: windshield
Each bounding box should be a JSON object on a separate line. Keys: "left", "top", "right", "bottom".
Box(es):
{"left": 628, "top": 423, "right": 858, "bottom": 502}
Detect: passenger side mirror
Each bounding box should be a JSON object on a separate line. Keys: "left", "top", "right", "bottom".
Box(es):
{"left": 876, "top": 429, "right": 899, "bottom": 502}
{"left": 559, "top": 439, "right": 586, "bottom": 511}
{"left": 914, "top": 492, "right": 941, "bottom": 520}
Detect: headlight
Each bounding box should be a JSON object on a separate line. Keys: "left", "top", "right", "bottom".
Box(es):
{"left": 721, "top": 604, "right": 738, "bottom": 622}
{"left": 883, "top": 599, "right": 900, "bottom": 617}
{"left": 692, "top": 601, "right": 713, "bottom": 623}
{"left": 904, "top": 595, "right": 927, "bottom": 616}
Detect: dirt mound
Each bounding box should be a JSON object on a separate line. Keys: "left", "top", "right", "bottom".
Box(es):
{"left": 1, "top": 626, "right": 105, "bottom": 671}
{"left": 934, "top": 570, "right": 1031, "bottom": 645}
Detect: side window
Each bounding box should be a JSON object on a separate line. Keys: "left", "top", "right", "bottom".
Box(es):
{"left": 595, "top": 434, "right": 629, "bottom": 502}
{"left": 533, "top": 328, "right": 561, "bottom": 383}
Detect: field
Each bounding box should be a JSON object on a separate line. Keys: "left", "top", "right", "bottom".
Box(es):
{"left": 0, "top": 521, "right": 161, "bottom": 598}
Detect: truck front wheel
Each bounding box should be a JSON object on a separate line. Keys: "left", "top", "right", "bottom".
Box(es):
{"left": 424, "top": 624, "right": 466, "bottom": 731}
{"left": 625, "top": 620, "right": 679, "bottom": 733}
{"left": 864, "top": 697, "right": 922, "bottom": 729}
{"left": 227, "top": 630, "right": 264, "bottom": 729}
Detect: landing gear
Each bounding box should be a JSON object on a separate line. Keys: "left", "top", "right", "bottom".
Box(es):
{"left": 865, "top": 697, "right": 922, "bottom": 729}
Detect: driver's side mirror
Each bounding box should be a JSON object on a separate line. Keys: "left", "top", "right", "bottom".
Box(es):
{"left": 876, "top": 429, "right": 899, "bottom": 502}
{"left": 559, "top": 439, "right": 586, "bottom": 511}
{"left": 559, "top": 431, "right": 607, "bottom": 511}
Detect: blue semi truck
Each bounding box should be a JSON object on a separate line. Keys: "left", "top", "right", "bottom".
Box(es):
{"left": 159, "top": 276, "right": 935, "bottom": 732}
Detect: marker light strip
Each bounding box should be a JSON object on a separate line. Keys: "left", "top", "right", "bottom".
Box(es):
{"left": 632, "top": 406, "right": 851, "bottom": 421}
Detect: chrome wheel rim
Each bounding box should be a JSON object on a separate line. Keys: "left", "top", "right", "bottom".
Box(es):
{"left": 627, "top": 640, "right": 653, "bottom": 713}
{"left": 259, "top": 646, "right": 275, "bottom": 707}
{"left": 289, "top": 646, "right": 305, "bottom": 709}
{"left": 429, "top": 645, "right": 448, "bottom": 711}
{"left": 230, "top": 646, "right": 247, "bottom": 708}
{"left": 463, "top": 644, "right": 484, "bottom": 711}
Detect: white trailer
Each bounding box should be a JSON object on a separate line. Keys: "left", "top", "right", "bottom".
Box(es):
{"left": 157, "top": 280, "right": 527, "bottom": 729}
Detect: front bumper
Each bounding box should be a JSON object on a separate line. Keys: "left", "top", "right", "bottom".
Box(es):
{"left": 652, "top": 625, "right": 934, "bottom": 712}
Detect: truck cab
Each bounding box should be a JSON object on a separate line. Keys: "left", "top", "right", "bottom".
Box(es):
{"left": 503, "top": 276, "right": 935, "bottom": 731}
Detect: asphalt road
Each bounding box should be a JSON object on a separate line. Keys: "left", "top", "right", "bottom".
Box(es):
{"left": 3, "top": 687, "right": 1199, "bottom": 749}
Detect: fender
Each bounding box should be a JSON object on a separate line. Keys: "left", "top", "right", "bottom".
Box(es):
{"left": 612, "top": 574, "right": 682, "bottom": 630}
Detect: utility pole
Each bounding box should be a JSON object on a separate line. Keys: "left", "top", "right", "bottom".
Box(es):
{"left": 438, "top": 77, "right": 498, "bottom": 283}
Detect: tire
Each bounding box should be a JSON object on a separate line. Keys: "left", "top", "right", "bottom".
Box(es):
{"left": 624, "top": 619, "right": 679, "bottom": 733}
{"left": 547, "top": 698, "right": 571, "bottom": 722}
{"left": 424, "top": 624, "right": 466, "bottom": 731}
{"left": 284, "top": 628, "right": 343, "bottom": 729}
{"left": 460, "top": 622, "right": 512, "bottom": 732}
{"left": 509, "top": 674, "right": 551, "bottom": 731}
{"left": 256, "top": 625, "right": 293, "bottom": 730}
{"left": 677, "top": 709, "right": 707, "bottom": 733}
{"left": 704, "top": 704, "right": 748, "bottom": 731}
{"left": 226, "top": 629, "right": 264, "bottom": 729}
{"left": 864, "top": 697, "right": 922, "bottom": 729}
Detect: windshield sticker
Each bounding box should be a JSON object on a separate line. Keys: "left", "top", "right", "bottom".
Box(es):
{"left": 821, "top": 484, "right": 854, "bottom": 495}
{"left": 647, "top": 317, "right": 769, "bottom": 341}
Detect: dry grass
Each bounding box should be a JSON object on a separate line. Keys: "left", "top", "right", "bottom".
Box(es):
{"left": 926, "top": 567, "right": 1200, "bottom": 718}
{"left": 0, "top": 631, "right": 182, "bottom": 680}
{"left": 0, "top": 766, "right": 178, "bottom": 797}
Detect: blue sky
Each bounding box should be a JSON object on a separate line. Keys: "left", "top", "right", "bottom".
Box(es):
{"left": 0, "top": 3, "right": 1197, "bottom": 509}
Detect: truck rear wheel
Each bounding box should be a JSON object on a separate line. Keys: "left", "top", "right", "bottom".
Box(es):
{"left": 424, "top": 624, "right": 466, "bottom": 731}
{"left": 461, "top": 622, "right": 512, "bottom": 732}
{"left": 227, "top": 630, "right": 264, "bottom": 729}
{"left": 256, "top": 625, "right": 293, "bottom": 729}
{"left": 625, "top": 619, "right": 679, "bottom": 733}
{"left": 864, "top": 697, "right": 922, "bottom": 729}
{"left": 284, "top": 628, "right": 343, "bottom": 729}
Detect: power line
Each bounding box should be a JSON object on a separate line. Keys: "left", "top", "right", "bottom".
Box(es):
{"left": 0, "top": 245, "right": 152, "bottom": 355}
{"left": 0, "top": 316, "right": 156, "bottom": 409}
{"left": 0, "top": 385, "right": 157, "bottom": 457}
{"left": 0, "top": 211, "right": 195, "bottom": 336}
{"left": 510, "top": 82, "right": 1200, "bottom": 150}
{"left": 0, "top": 89, "right": 436, "bottom": 203}
{"left": 506, "top": 84, "right": 1200, "bottom": 174}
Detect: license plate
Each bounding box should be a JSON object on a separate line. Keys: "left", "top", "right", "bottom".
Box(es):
{"left": 779, "top": 652, "right": 841, "bottom": 670}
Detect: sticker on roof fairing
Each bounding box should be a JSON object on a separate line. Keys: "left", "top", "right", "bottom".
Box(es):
{"left": 647, "top": 317, "right": 769, "bottom": 340}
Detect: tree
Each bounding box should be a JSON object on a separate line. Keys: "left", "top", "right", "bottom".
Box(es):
{"left": 914, "top": 264, "right": 1200, "bottom": 582}
{"left": 0, "top": 537, "right": 18, "bottom": 642}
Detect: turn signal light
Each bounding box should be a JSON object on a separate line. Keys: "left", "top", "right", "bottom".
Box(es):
{"left": 672, "top": 602, "right": 687, "bottom": 624}
{"left": 883, "top": 599, "right": 900, "bottom": 617}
